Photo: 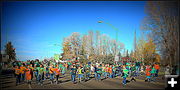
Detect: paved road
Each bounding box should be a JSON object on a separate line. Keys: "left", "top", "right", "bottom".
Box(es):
{"left": 0, "top": 71, "right": 166, "bottom": 89}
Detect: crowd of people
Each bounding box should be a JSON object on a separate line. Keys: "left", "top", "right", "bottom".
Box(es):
{"left": 11, "top": 59, "right": 162, "bottom": 86}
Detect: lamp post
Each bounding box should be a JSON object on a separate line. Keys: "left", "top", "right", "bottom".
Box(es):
{"left": 98, "top": 20, "right": 119, "bottom": 62}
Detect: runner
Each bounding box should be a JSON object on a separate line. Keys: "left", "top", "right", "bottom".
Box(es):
{"left": 84, "top": 64, "right": 90, "bottom": 81}
{"left": 61, "top": 64, "right": 66, "bottom": 76}
{"left": 154, "top": 63, "right": 160, "bottom": 77}
{"left": 20, "top": 64, "right": 26, "bottom": 83}
{"left": 130, "top": 64, "right": 136, "bottom": 82}
{"left": 33, "top": 64, "right": 39, "bottom": 83}
{"left": 70, "top": 65, "right": 77, "bottom": 84}
{"left": 122, "top": 65, "right": 128, "bottom": 86}
{"left": 25, "top": 65, "right": 32, "bottom": 85}
{"left": 29, "top": 64, "right": 34, "bottom": 81}
{"left": 108, "top": 65, "right": 113, "bottom": 78}
{"left": 145, "top": 64, "right": 151, "bottom": 82}
{"left": 49, "top": 65, "right": 55, "bottom": 84}
{"left": 38, "top": 64, "right": 45, "bottom": 86}
{"left": 14, "top": 65, "right": 21, "bottom": 86}
{"left": 54, "top": 64, "right": 61, "bottom": 84}
{"left": 150, "top": 65, "right": 156, "bottom": 82}
{"left": 77, "top": 66, "right": 83, "bottom": 82}
{"left": 96, "top": 64, "right": 102, "bottom": 81}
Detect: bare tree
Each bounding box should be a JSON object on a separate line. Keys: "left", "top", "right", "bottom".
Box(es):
{"left": 141, "top": 1, "right": 179, "bottom": 66}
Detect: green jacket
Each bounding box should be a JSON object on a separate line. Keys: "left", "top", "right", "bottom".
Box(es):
{"left": 151, "top": 68, "right": 156, "bottom": 74}
{"left": 39, "top": 67, "right": 45, "bottom": 75}
{"left": 97, "top": 68, "right": 102, "bottom": 74}
{"left": 122, "top": 69, "right": 128, "bottom": 78}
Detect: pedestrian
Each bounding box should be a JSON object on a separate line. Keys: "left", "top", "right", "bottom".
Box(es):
{"left": 14, "top": 65, "right": 21, "bottom": 86}
{"left": 20, "top": 64, "right": 26, "bottom": 83}
{"left": 165, "top": 64, "right": 171, "bottom": 75}
{"left": 108, "top": 65, "right": 113, "bottom": 78}
{"left": 49, "top": 65, "right": 55, "bottom": 84}
{"left": 112, "top": 65, "right": 116, "bottom": 78}
{"left": 54, "top": 64, "right": 61, "bottom": 84}
{"left": 77, "top": 66, "right": 83, "bottom": 82}
{"left": 70, "top": 65, "right": 77, "bottom": 84}
{"left": 29, "top": 64, "right": 34, "bottom": 81}
{"left": 145, "top": 64, "right": 151, "bottom": 82}
{"left": 102, "top": 64, "right": 106, "bottom": 79}
{"left": 94, "top": 65, "right": 98, "bottom": 80}
{"left": 44, "top": 65, "right": 49, "bottom": 79}
{"left": 150, "top": 66, "right": 156, "bottom": 82}
{"left": 25, "top": 65, "right": 32, "bottom": 85}
{"left": 61, "top": 64, "right": 66, "bottom": 76}
{"left": 154, "top": 63, "right": 160, "bottom": 77}
{"left": 34, "top": 65, "right": 39, "bottom": 83}
{"left": 96, "top": 64, "right": 102, "bottom": 81}
{"left": 85, "top": 64, "right": 90, "bottom": 81}
{"left": 122, "top": 65, "right": 128, "bottom": 86}
{"left": 38, "top": 64, "right": 45, "bottom": 86}
{"left": 130, "top": 64, "right": 136, "bottom": 82}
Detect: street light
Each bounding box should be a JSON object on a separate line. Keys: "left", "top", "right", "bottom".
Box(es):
{"left": 98, "top": 20, "right": 119, "bottom": 62}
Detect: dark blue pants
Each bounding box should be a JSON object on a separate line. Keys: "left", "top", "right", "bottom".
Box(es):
{"left": 71, "top": 74, "right": 76, "bottom": 83}
{"left": 123, "top": 77, "right": 126, "bottom": 84}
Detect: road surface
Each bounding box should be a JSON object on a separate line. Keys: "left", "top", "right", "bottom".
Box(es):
{"left": 0, "top": 70, "right": 166, "bottom": 89}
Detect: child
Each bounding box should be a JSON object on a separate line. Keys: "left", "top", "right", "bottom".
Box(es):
{"left": 122, "top": 65, "right": 128, "bottom": 86}
{"left": 25, "top": 65, "right": 32, "bottom": 85}
{"left": 77, "top": 66, "right": 83, "bottom": 82}
{"left": 97, "top": 64, "right": 102, "bottom": 81}
{"left": 70, "top": 65, "right": 77, "bottom": 84}
{"left": 150, "top": 66, "right": 156, "bottom": 82}
{"left": 39, "top": 64, "right": 45, "bottom": 86}
{"left": 49, "top": 65, "right": 55, "bottom": 84}
{"left": 145, "top": 65, "right": 151, "bottom": 82}
{"left": 130, "top": 64, "right": 136, "bottom": 82}
{"left": 108, "top": 65, "right": 113, "bottom": 78}
{"left": 20, "top": 64, "right": 26, "bottom": 82}
{"left": 154, "top": 63, "right": 160, "bottom": 77}
{"left": 54, "top": 65, "right": 61, "bottom": 84}
{"left": 85, "top": 64, "right": 90, "bottom": 81}
{"left": 61, "top": 64, "right": 66, "bottom": 76}
{"left": 14, "top": 65, "right": 21, "bottom": 86}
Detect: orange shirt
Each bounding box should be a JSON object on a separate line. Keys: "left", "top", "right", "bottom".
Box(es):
{"left": 54, "top": 68, "right": 60, "bottom": 75}
{"left": 105, "top": 67, "right": 109, "bottom": 72}
{"left": 25, "top": 68, "right": 31, "bottom": 80}
{"left": 20, "top": 66, "right": 26, "bottom": 74}
{"left": 49, "top": 67, "right": 54, "bottom": 74}
{"left": 15, "top": 68, "right": 21, "bottom": 75}
{"left": 154, "top": 64, "right": 160, "bottom": 70}
{"left": 108, "top": 67, "right": 112, "bottom": 73}
{"left": 146, "top": 71, "right": 151, "bottom": 76}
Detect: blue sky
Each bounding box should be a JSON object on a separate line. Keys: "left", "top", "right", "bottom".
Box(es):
{"left": 1, "top": 1, "right": 146, "bottom": 61}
